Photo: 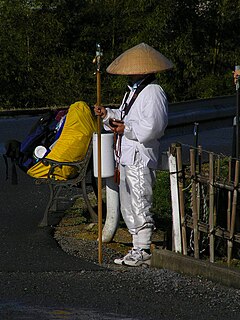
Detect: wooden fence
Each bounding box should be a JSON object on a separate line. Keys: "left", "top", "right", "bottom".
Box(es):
{"left": 169, "top": 142, "right": 240, "bottom": 266}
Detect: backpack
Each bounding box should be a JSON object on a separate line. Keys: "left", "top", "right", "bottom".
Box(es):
{"left": 3, "top": 109, "right": 67, "bottom": 184}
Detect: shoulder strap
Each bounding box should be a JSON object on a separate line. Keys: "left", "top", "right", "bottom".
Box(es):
{"left": 123, "top": 74, "right": 156, "bottom": 117}
{"left": 4, "top": 140, "right": 21, "bottom": 184}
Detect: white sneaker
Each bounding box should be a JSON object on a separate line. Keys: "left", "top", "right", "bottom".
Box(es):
{"left": 114, "top": 248, "right": 151, "bottom": 267}
{"left": 114, "top": 249, "right": 135, "bottom": 265}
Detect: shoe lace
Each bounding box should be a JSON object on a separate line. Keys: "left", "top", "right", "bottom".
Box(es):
{"left": 129, "top": 248, "right": 143, "bottom": 259}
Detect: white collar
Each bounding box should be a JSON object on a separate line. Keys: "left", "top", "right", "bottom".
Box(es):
{"left": 127, "top": 78, "right": 145, "bottom": 91}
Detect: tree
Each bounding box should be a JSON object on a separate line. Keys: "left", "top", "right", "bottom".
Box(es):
{"left": 0, "top": 0, "right": 239, "bottom": 108}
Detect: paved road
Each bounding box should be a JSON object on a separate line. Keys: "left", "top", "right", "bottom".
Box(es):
{"left": 161, "top": 123, "right": 234, "bottom": 156}
{"left": 0, "top": 116, "right": 240, "bottom": 319}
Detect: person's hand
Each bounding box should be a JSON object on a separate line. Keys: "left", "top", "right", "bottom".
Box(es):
{"left": 233, "top": 70, "right": 240, "bottom": 84}
{"left": 109, "top": 119, "right": 125, "bottom": 134}
{"left": 94, "top": 105, "right": 107, "bottom": 118}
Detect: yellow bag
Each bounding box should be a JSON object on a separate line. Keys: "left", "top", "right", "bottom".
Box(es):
{"left": 27, "top": 101, "right": 97, "bottom": 180}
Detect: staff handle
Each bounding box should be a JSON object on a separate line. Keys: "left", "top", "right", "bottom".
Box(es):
{"left": 97, "top": 69, "right": 103, "bottom": 265}
{"left": 94, "top": 44, "right": 103, "bottom": 265}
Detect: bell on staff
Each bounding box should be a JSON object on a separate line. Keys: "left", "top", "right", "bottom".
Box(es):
{"left": 96, "top": 43, "right": 103, "bottom": 57}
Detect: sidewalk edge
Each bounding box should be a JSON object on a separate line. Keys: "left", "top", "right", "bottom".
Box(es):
{"left": 151, "top": 249, "right": 240, "bottom": 289}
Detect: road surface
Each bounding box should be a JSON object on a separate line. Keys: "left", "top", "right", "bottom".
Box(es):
{"left": 0, "top": 115, "right": 239, "bottom": 319}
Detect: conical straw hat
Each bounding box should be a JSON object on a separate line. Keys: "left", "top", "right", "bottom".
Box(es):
{"left": 106, "top": 43, "right": 173, "bottom": 75}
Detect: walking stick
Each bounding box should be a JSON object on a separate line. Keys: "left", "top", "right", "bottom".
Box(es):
{"left": 94, "top": 43, "right": 103, "bottom": 264}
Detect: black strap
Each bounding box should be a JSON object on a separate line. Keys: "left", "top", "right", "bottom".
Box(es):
{"left": 3, "top": 140, "right": 21, "bottom": 185}
{"left": 113, "top": 74, "right": 156, "bottom": 185}
{"left": 3, "top": 154, "right": 9, "bottom": 181}
{"left": 11, "top": 160, "right": 18, "bottom": 185}
{"left": 122, "top": 74, "right": 156, "bottom": 118}
{"left": 3, "top": 155, "right": 18, "bottom": 185}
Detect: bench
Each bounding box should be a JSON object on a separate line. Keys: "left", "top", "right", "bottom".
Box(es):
{"left": 35, "top": 141, "right": 98, "bottom": 227}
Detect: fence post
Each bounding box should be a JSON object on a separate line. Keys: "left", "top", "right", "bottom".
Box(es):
{"left": 176, "top": 145, "right": 187, "bottom": 255}
{"left": 196, "top": 146, "right": 202, "bottom": 227}
{"left": 168, "top": 144, "right": 182, "bottom": 253}
{"left": 209, "top": 152, "right": 215, "bottom": 263}
{"left": 190, "top": 148, "right": 199, "bottom": 259}
{"left": 228, "top": 160, "right": 240, "bottom": 265}
{"left": 227, "top": 158, "right": 232, "bottom": 245}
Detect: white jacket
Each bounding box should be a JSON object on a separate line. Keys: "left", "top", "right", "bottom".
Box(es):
{"left": 103, "top": 83, "right": 168, "bottom": 169}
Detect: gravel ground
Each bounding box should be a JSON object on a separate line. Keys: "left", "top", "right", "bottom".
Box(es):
{"left": 53, "top": 192, "right": 240, "bottom": 320}
{"left": 54, "top": 234, "right": 240, "bottom": 320}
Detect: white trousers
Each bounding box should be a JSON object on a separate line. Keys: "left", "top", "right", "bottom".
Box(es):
{"left": 119, "top": 151, "right": 155, "bottom": 250}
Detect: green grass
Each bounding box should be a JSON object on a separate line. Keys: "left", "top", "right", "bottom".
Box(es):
{"left": 152, "top": 170, "right": 172, "bottom": 231}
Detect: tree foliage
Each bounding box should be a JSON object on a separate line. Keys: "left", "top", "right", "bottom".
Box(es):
{"left": 0, "top": 0, "right": 239, "bottom": 108}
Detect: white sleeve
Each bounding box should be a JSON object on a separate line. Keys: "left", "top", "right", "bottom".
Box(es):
{"left": 124, "top": 85, "right": 168, "bottom": 144}
{"left": 102, "top": 108, "right": 122, "bottom": 131}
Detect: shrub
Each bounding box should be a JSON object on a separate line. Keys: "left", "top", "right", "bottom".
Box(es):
{"left": 152, "top": 170, "right": 172, "bottom": 230}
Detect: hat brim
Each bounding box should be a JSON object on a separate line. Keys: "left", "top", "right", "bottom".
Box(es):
{"left": 106, "top": 43, "right": 173, "bottom": 75}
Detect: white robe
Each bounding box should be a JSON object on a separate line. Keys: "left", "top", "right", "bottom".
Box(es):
{"left": 103, "top": 82, "right": 168, "bottom": 169}
{"left": 103, "top": 82, "right": 168, "bottom": 246}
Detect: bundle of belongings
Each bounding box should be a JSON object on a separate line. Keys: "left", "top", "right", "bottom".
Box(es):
{"left": 4, "top": 101, "right": 97, "bottom": 184}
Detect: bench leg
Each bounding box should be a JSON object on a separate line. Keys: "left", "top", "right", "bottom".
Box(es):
{"left": 39, "top": 184, "right": 62, "bottom": 227}
{"left": 39, "top": 184, "right": 54, "bottom": 227}
{"left": 81, "top": 178, "right": 98, "bottom": 222}
{"left": 39, "top": 175, "right": 98, "bottom": 226}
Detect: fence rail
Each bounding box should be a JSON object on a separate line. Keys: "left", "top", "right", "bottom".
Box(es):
{"left": 169, "top": 142, "right": 240, "bottom": 266}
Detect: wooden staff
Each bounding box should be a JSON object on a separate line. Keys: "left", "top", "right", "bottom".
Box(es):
{"left": 94, "top": 43, "right": 103, "bottom": 264}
